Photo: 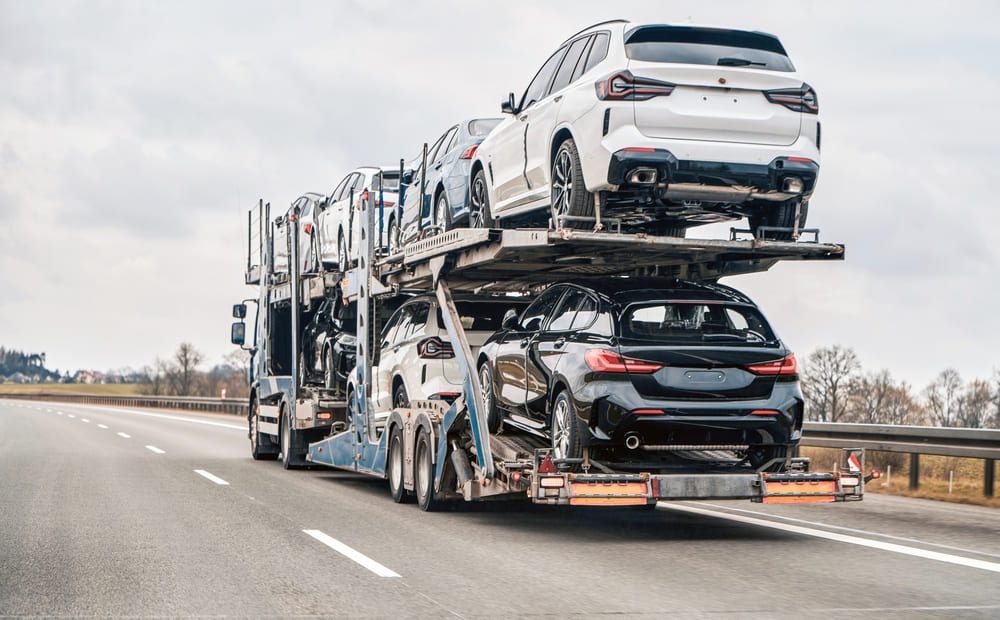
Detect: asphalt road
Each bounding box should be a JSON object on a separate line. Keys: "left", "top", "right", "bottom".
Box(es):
{"left": 2, "top": 399, "right": 999, "bottom": 618}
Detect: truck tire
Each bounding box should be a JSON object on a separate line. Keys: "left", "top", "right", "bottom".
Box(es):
{"left": 280, "top": 404, "right": 307, "bottom": 470}
{"left": 551, "top": 139, "right": 594, "bottom": 229}
{"left": 249, "top": 396, "right": 278, "bottom": 461}
{"left": 387, "top": 424, "right": 412, "bottom": 503}
{"left": 414, "top": 428, "right": 441, "bottom": 512}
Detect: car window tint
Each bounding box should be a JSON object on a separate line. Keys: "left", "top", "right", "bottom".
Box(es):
{"left": 570, "top": 294, "right": 598, "bottom": 330}
{"left": 392, "top": 306, "right": 414, "bottom": 345}
{"left": 549, "top": 36, "right": 591, "bottom": 94}
{"left": 624, "top": 26, "right": 794, "bottom": 72}
{"left": 349, "top": 173, "right": 364, "bottom": 192}
{"left": 622, "top": 302, "right": 776, "bottom": 345}
{"left": 330, "top": 176, "right": 349, "bottom": 201}
{"left": 437, "top": 300, "right": 527, "bottom": 332}
{"left": 406, "top": 303, "right": 430, "bottom": 338}
{"left": 519, "top": 287, "right": 564, "bottom": 331}
{"left": 426, "top": 132, "right": 448, "bottom": 166}
{"left": 380, "top": 308, "right": 404, "bottom": 346}
{"left": 468, "top": 118, "right": 502, "bottom": 137}
{"left": 521, "top": 46, "right": 567, "bottom": 110}
{"left": 440, "top": 126, "right": 460, "bottom": 159}
{"left": 584, "top": 32, "right": 610, "bottom": 73}
{"left": 547, "top": 288, "right": 586, "bottom": 331}
{"left": 300, "top": 197, "right": 313, "bottom": 218}
{"left": 571, "top": 35, "right": 596, "bottom": 82}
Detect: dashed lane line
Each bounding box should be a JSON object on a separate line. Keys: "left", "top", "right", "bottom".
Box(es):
{"left": 97, "top": 424, "right": 109, "bottom": 429}
{"left": 303, "top": 529, "right": 400, "bottom": 578}
{"left": 145, "top": 445, "right": 166, "bottom": 454}
{"left": 116, "top": 432, "right": 131, "bottom": 439}
{"left": 194, "top": 469, "right": 230, "bottom": 486}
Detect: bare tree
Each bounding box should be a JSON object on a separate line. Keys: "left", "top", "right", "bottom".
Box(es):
{"left": 801, "top": 345, "right": 860, "bottom": 422}
{"left": 848, "top": 369, "right": 894, "bottom": 424}
{"left": 992, "top": 369, "right": 1000, "bottom": 429}
{"left": 167, "top": 343, "right": 203, "bottom": 396}
{"left": 881, "top": 381, "right": 921, "bottom": 425}
{"left": 924, "top": 368, "right": 963, "bottom": 427}
{"left": 958, "top": 378, "right": 993, "bottom": 428}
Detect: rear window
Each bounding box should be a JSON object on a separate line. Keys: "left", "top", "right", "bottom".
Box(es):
{"left": 621, "top": 301, "right": 777, "bottom": 345}
{"left": 625, "top": 26, "right": 795, "bottom": 72}
{"left": 376, "top": 172, "right": 400, "bottom": 191}
{"left": 438, "top": 301, "right": 526, "bottom": 332}
{"left": 468, "top": 118, "right": 502, "bottom": 137}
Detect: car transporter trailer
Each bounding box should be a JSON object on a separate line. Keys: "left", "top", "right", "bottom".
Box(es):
{"left": 237, "top": 177, "right": 875, "bottom": 510}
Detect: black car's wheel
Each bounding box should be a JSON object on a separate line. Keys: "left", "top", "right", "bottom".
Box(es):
{"left": 249, "top": 397, "right": 277, "bottom": 460}
{"left": 414, "top": 427, "right": 441, "bottom": 511}
{"left": 393, "top": 381, "right": 409, "bottom": 409}
{"left": 550, "top": 139, "right": 594, "bottom": 229}
{"left": 337, "top": 230, "right": 349, "bottom": 270}
{"left": 387, "top": 424, "right": 412, "bottom": 503}
{"left": 749, "top": 198, "right": 808, "bottom": 241}
{"left": 479, "top": 363, "right": 501, "bottom": 433}
{"left": 323, "top": 347, "right": 336, "bottom": 390}
{"left": 469, "top": 169, "right": 493, "bottom": 228}
{"left": 434, "top": 191, "right": 452, "bottom": 231}
{"left": 550, "top": 390, "right": 582, "bottom": 461}
{"left": 387, "top": 216, "right": 399, "bottom": 254}
{"left": 280, "top": 404, "right": 305, "bottom": 470}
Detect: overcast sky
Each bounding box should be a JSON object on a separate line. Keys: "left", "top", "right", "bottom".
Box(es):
{"left": 1, "top": 0, "right": 998, "bottom": 388}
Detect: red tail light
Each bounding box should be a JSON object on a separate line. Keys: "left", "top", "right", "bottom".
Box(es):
{"left": 764, "top": 85, "right": 818, "bottom": 114}
{"left": 750, "top": 409, "right": 780, "bottom": 416}
{"left": 460, "top": 144, "right": 479, "bottom": 159}
{"left": 418, "top": 337, "right": 454, "bottom": 359}
{"left": 303, "top": 223, "right": 313, "bottom": 235}
{"left": 595, "top": 70, "right": 675, "bottom": 101}
{"left": 746, "top": 354, "right": 798, "bottom": 376}
{"left": 632, "top": 408, "right": 665, "bottom": 415}
{"left": 584, "top": 349, "right": 662, "bottom": 374}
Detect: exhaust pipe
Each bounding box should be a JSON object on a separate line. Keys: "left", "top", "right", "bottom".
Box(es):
{"left": 628, "top": 167, "right": 658, "bottom": 185}
{"left": 624, "top": 433, "right": 641, "bottom": 450}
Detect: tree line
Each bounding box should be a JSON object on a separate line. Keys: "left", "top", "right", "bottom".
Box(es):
{"left": 141, "top": 343, "right": 250, "bottom": 399}
{"left": 802, "top": 345, "right": 1000, "bottom": 428}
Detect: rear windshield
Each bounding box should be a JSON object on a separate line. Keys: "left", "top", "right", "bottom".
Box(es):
{"left": 438, "top": 301, "right": 526, "bottom": 332}
{"left": 625, "top": 26, "right": 795, "bottom": 72}
{"left": 621, "top": 301, "right": 777, "bottom": 345}
{"left": 468, "top": 118, "right": 502, "bottom": 137}
{"left": 375, "top": 172, "right": 400, "bottom": 191}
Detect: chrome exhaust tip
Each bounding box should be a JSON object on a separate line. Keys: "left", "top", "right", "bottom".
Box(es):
{"left": 782, "top": 176, "right": 804, "bottom": 194}
{"left": 624, "top": 433, "right": 641, "bottom": 450}
{"left": 628, "top": 167, "right": 658, "bottom": 185}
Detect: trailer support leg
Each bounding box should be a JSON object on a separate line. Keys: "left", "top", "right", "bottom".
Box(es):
{"left": 909, "top": 453, "right": 920, "bottom": 490}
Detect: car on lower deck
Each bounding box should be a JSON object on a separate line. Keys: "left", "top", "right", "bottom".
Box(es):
{"left": 476, "top": 279, "right": 803, "bottom": 473}
{"left": 469, "top": 21, "right": 819, "bottom": 238}
{"left": 300, "top": 294, "right": 356, "bottom": 395}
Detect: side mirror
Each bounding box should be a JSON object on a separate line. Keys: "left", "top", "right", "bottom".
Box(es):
{"left": 232, "top": 303, "right": 247, "bottom": 319}
{"left": 502, "top": 309, "right": 519, "bottom": 330}
{"left": 231, "top": 322, "right": 246, "bottom": 346}
{"left": 401, "top": 169, "right": 414, "bottom": 185}
{"left": 501, "top": 92, "right": 517, "bottom": 115}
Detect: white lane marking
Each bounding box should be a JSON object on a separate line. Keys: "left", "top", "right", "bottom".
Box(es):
{"left": 116, "top": 432, "right": 131, "bottom": 439}
{"left": 697, "top": 502, "right": 1000, "bottom": 560}
{"left": 660, "top": 503, "right": 1000, "bottom": 574}
{"left": 97, "top": 424, "right": 109, "bottom": 429}
{"left": 81, "top": 418, "right": 90, "bottom": 423}
{"left": 67, "top": 414, "right": 76, "bottom": 418}
{"left": 145, "top": 445, "right": 165, "bottom": 454}
{"left": 56, "top": 411, "right": 64, "bottom": 415}
{"left": 303, "top": 529, "right": 400, "bottom": 578}
{"left": 67, "top": 404, "right": 243, "bottom": 430}
{"left": 194, "top": 469, "right": 229, "bottom": 485}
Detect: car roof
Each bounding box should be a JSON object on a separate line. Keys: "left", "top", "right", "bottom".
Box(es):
{"left": 558, "top": 278, "right": 756, "bottom": 306}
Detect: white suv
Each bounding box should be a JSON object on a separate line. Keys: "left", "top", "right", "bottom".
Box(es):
{"left": 317, "top": 167, "right": 400, "bottom": 269}
{"left": 469, "top": 21, "right": 820, "bottom": 238}
{"left": 351, "top": 296, "right": 528, "bottom": 412}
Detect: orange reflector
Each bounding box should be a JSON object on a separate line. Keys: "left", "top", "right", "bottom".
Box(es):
{"left": 571, "top": 496, "right": 649, "bottom": 506}
{"left": 540, "top": 476, "right": 565, "bottom": 489}
{"left": 317, "top": 412, "right": 332, "bottom": 420}
{"left": 750, "top": 409, "right": 780, "bottom": 416}
{"left": 763, "top": 479, "right": 838, "bottom": 504}
{"left": 569, "top": 482, "right": 649, "bottom": 506}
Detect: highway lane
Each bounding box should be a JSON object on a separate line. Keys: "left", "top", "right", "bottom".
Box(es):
{"left": 2, "top": 399, "right": 999, "bottom": 618}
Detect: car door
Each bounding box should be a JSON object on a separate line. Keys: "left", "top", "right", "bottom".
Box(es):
{"left": 491, "top": 47, "right": 567, "bottom": 210}
{"left": 422, "top": 126, "right": 459, "bottom": 228}
{"left": 319, "top": 174, "right": 352, "bottom": 265}
{"left": 493, "top": 286, "right": 565, "bottom": 412}
{"left": 525, "top": 286, "right": 587, "bottom": 416}
{"left": 373, "top": 304, "right": 410, "bottom": 410}
{"left": 522, "top": 35, "right": 592, "bottom": 195}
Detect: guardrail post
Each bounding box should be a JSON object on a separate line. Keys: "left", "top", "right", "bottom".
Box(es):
{"left": 986, "top": 459, "right": 996, "bottom": 498}
{"left": 909, "top": 453, "right": 920, "bottom": 490}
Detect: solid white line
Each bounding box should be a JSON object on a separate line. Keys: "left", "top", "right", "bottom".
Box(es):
{"left": 67, "top": 414, "right": 76, "bottom": 418}
{"left": 66, "top": 404, "right": 244, "bottom": 430}
{"left": 659, "top": 503, "right": 1000, "bottom": 574}
{"left": 97, "top": 424, "right": 109, "bottom": 429}
{"left": 145, "top": 445, "right": 165, "bottom": 454}
{"left": 81, "top": 418, "right": 90, "bottom": 423}
{"left": 116, "top": 432, "right": 131, "bottom": 438}
{"left": 194, "top": 469, "right": 229, "bottom": 485}
{"left": 303, "top": 529, "right": 400, "bottom": 578}
{"left": 696, "top": 502, "right": 1000, "bottom": 560}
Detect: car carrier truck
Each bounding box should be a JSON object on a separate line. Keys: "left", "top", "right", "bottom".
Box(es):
{"left": 232, "top": 178, "right": 875, "bottom": 510}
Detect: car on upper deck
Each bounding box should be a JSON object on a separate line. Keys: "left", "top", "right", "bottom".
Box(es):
{"left": 317, "top": 166, "right": 400, "bottom": 269}
{"left": 468, "top": 20, "right": 819, "bottom": 239}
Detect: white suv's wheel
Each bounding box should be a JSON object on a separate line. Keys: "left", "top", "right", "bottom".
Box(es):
{"left": 550, "top": 139, "right": 594, "bottom": 228}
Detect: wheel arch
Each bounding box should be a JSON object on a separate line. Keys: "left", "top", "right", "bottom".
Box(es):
{"left": 550, "top": 127, "right": 576, "bottom": 170}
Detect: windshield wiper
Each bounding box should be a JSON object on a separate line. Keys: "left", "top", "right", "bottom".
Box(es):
{"left": 717, "top": 57, "right": 765, "bottom": 67}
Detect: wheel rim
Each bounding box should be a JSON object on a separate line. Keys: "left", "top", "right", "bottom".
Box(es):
{"left": 389, "top": 220, "right": 398, "bottom": 252}
{"left": 416, "top": 440, "right": 429, "bottom": 498}
{"left": 479, "top": 366, "right": 492, "bottom": 413}
{"left": 551, "top": 398, "right": 570, "bottom": 460}
{"left": 551, "top": 149, "right": 573, "bottom": 220}
{"left": 470, "top": 176, "right": 487, "bottom": 228}
{"left": 394, "top": 386, "right": 407, "bottom": 409}
{"left": 338, "top": 236, "right": 347, "bottom": 268}
{"left": 390, "top": 435, "right": 402, "bottom": 491}
{"left": 325, "top": 351, "right": 334, "bottom": 388}
{"left": 436, "top": 195, "right": 448, "bottom": 229}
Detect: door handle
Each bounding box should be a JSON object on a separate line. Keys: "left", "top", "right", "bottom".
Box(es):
{"left": 518, "top": 114, "right": 528, "bottom": 122}
{"left": 433, "top": 162, "right": 443, "bottom": 170}
{"left": 554, "top": 95, "right": 563, "bottom": 103}
{"left": 554, "top": 337, "right": 566, "bottom": 349}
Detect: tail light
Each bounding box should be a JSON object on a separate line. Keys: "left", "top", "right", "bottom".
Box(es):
{"left": 303, "top": 223, "right": 313, "bottom": 235}
{"left": 584, "top": 349, "right": 662, "bottom": 374}
{"left": 746, "top": 354, "right": 798, "bottom": 376}
{"left": 595, "top": 70, "right": 675, "bottom": 101}
{"left": 418, "top": 337, "right": 454, "bottom": 359}
{"left": 460, "top": 144, "right": 479, "bottom": 159}
{"left": 764, "top": 84, "right": 818, "bottom": 114}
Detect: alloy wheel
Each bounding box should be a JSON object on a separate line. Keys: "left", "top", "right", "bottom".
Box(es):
{"left": 435, "top": 194, "right": 448, "bottom": 230}
{"left": 478, "top": 365, "right": 492, "bottom": 414}
{"left": 470, "top": 176, "right": 488, "bottom": 228}
{"left": 551, "top": 397, "right": 571, "bottom": 460}
{"left": 551, "top": 149, "right": 573, "bottom": 220}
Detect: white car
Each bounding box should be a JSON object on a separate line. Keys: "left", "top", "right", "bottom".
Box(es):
{"left": 272, "top": 192, "right": 326, "bottom": 274}
{"left": 349, "top": 295, "right": 529, "bottom": 413}
{"left": 469, "top": 21, "right": 820, "bottom": 238}
{"left": 317, "top": 167, "right": 400, "bottom": 269}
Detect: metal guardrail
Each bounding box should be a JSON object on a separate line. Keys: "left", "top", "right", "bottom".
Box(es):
{"left": 1, "top": 394, "right": 996, "bottom": 496}
{"left": 801, "top": 421, "right": 999, "bottom": 497}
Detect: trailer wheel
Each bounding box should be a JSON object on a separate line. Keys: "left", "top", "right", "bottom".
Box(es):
{"left": 387, "top": 425, "right": 412, "bottom": 503}
{"left": 550, "top": 391, "right": 582, "bottom": 462}
{"left": 280, "top": 404, "right": 306, "bottom": 470}
{"left": 414, "top": 428, "right": 441, "bottom": 512}
{"left": 249, "top": 396, "right": 278, "bottom": 461}
{"left": 469, "top": 169, "right": 493, "bottom": 228}
{"left": 479, "top": 363, "right": 501, "bottom": 433}
{"left": 550, "top": 139, "right": 594, "bottom": 229}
